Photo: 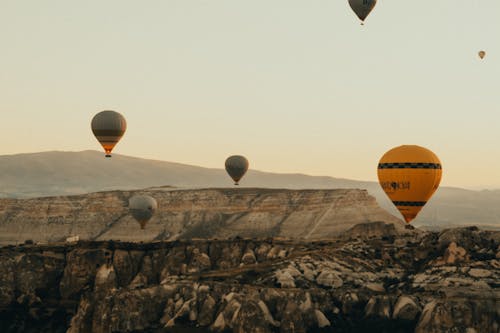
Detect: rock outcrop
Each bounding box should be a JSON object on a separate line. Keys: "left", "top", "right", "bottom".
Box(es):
{"left": 0, "top": 188, "right": 404, "bottom": 245}
{"left": 0, "top": 227, "right": 498, "bottom": 333}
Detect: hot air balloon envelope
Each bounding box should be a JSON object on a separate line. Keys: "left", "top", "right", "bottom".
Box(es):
{"left": 129, "top": 195, "right": 158, "bottom": 229}
{"left": 478, "top": 51, "right": 486, "bottom": 59}
{"left": 225, "top": 155, "right": 249, "bottom": 185}
{"left": 348, "top": 0, "right": 377, "bottom": 23}
{"left": 91, "top": 110, "right": 127, "bottom": 157}
{"left": 377, "top": 145, "right": 442, "bottom": 223}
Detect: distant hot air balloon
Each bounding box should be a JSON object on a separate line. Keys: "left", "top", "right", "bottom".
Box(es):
{"left": 478, "top": 50, "right": 486, "bottom": 59}
{"left": 377, "top": 145, "right": 442, "bottom": 223}
{"left": 129, "top": 195, "right": 158, "bottom": 229}
{"left": 91, "top": 110, "right": 127, "bottom": 157}
{"left": 348, "top": 0, "right": 377, "bottom": 24}
{"left": 225, "top": 155, "right": 249, "bottom": 185}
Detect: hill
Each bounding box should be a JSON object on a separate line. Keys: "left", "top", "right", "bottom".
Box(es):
{"left": 0, "top": 150, "right": 498, "bottom": 229}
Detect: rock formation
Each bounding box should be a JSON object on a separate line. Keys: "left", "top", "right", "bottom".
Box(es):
{"left": 0, "top": 227, "right": 498, "bottom": 333}
{"left": 0, "top": 188, "right": 404, "bottom": 245}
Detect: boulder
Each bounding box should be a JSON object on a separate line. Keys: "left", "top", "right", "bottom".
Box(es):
{"left": 316, "top": 270, "right": 343, "bottom": 288}
{"left": 365, "top": 295, "right": 391, "bottom": 319}
{"left": 392, "top": 296, "right": 421, "bottom": 321}
{"left": 442, "top": 242, "right": 468, "bottom": 264}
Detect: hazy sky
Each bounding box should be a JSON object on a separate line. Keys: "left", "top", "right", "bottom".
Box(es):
{"left": 1, "top": 1, "right": 499, "bottom": 188}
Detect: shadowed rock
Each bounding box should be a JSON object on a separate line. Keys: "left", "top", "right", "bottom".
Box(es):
{"left": 0, "top": 228, "right": 497, "bottom": 332}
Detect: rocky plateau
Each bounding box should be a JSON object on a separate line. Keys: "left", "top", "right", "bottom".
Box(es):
{"left": 0, "top": 188, "right": 404, "bottom": 246}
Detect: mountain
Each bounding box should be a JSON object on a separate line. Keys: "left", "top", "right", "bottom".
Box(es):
{"left": 0, "top": 150, "right": 370, "bottom": 197}
{"left": 0, "top": 150, "right": 499, "bottom": 229}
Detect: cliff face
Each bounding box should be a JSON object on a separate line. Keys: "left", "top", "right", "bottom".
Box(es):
{"left": 0, "top": 188, "right": 403, "bottom": 245}
{"left": 0, "top": 227, "right": 498, "bottom": 333}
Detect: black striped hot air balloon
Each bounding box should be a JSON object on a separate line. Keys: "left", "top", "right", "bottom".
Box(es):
{"left": 91, "top": 110, "right": 127, "bottom": 157}
{"left": 377, "top": 145, "right": 442, "bottom": 223}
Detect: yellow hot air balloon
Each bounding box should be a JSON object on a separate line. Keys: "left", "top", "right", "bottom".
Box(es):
{"left": 478, "top": 50, "right": 486, "bottom": 59}
{"left": 377, "top": 145, "right": 442, "bottom": 223}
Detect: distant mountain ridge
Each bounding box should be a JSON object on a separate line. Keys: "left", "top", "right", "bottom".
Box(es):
{"left": 0, "top": 150, "right": 499, "bottom": 229}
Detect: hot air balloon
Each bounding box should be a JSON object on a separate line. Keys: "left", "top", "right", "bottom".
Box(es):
{"left": 348, "top": 0, "right": 377, "bottom": 24}
{"left": 377, "top": 145, "right": 442, "bottom": 223}
{"left": 225, "top": 155, "right": 249, "bottom": 185}
{"left": 129, "top": 195, "right": 158, "bottom": 229}
{"left": 91, "top": 110, "right": 127, "bottom": 157}
{"left": 478, "top": 50, "right": 486, "bottom": 59}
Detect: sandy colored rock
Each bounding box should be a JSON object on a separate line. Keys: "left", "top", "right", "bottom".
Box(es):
{"left": 275, "top": 270, "right": 296, "bottom": 288}
{"left": 468, "top": 268, "right": 492, "bottom": 278}
{"left": 442, "top": 242, "right": 468, "bottom": 264}
{"left": 316, "top": 270, "right": 343, "bottom": 288}
{"left": 416, "top": 300, "right": 498, "bottom": 333}
{"left": 314, "top": 309, "right": 331, "bottom": 328}
{"left": 241, "top": 249, "right": 257, "bottom": 265}
{"left": 0, "top": 188, "right": 405, "bottom": 245}
{"left": 393, "top": 296, "right": 421, "bottom": 321}
{"left": 365, "top": 282, "right": 385, "bottom": 293}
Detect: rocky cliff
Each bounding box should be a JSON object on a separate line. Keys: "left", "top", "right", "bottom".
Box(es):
{"left": 0, "top": 226, "right": 498, "bottom": 333}
{"left": 0, "top": 188, "right": 404, "bottom": 245}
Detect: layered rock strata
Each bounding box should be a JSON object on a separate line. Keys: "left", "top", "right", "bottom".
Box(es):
{"left": 0, "top": 188, "right": 403, "bottom": 245}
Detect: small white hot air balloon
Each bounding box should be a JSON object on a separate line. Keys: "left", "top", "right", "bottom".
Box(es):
{"left": 129, "top": 195, "right": 158, "bottom": 229}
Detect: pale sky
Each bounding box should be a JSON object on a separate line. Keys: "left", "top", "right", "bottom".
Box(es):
{"left": 1, "top": 1, "right": 499, "bottom": 189}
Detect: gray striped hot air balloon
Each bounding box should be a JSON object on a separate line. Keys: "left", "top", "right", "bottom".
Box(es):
{"left": 225, "top": 155, "right": 249, "bottom": 185}
{"left": 91, "top": 110, "right": 127, "bottom": 157}
{"left": 129, "top": 195, "right": 158, "bottom": 229}
{"left": 348, "top": 0, "right": 377, "bottom": 25}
